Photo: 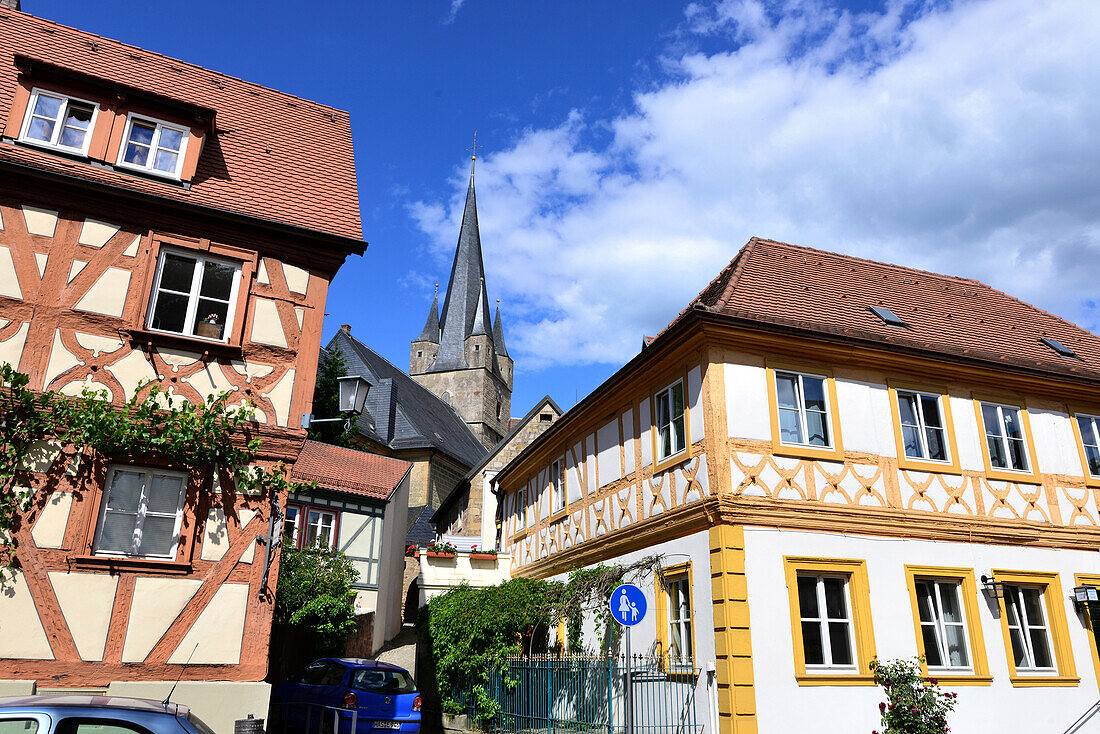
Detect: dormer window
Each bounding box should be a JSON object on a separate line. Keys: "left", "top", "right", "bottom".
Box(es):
{"left": 19, "top": 88, "right": 98, "bottom": 155}
{"left": 117, "top": 112, "right": 188, "bottom": 179}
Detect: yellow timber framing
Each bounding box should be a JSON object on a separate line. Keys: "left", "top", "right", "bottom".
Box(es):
{"left": 1074, "top": 572, "right": 1100, "bottom": 694}
{"left": 991, "top": 568, "right": 1079, "bottom": 687}
{"left": 902, "top": 565, "right": 992, "bottom": 685}
{"left": 711, "top": 525, "right": 756, "bottom": 733}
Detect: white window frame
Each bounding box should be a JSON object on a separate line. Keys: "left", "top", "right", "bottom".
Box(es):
{"left": 93, "top": 464, "right": 188, "bottom": 560}
{"left": 145, "top": 247, "right": 242, "bottom": 343}
{"left": 18, "top": 87, "right": 99, "bottom": 156}
{"left": 897, "top": 390, "right": 950, "bottom": 463}
{"left": 797, "top": 573, "right": 857, "bottom": 671}
{"left": 914, "top": 578, "right": 972, "bottom": 671}
{"left": 666, "top": 573, "right": 693, "bottom": 665}
{"left": 655, "top": 378, "right": 687, "bottom": 461}
{"left": 1003, "top": 584, "right": 1056, "bottom": 674}
{"left": 513, "top": 488, "right": 526, "bottom": 533}
{"left": 283, "top": 504, "right": 302, "bottom": 548}
{"left": 303, "top": 507, "right": 338, "bottom": 550}
{"left": 115, "top": 111, "right": 189, "bottom": 180}
{"left": 550, "top": 459, "right": 565, "bottom": 514}
{"left": 775, "top": 371, "right": 834, "bottom": 448}
{"left": 980, "top": 401, "right": 1031, "bottom": 472}
{"left": 1076, "top": 413, "right": 1100, "bottom": 478}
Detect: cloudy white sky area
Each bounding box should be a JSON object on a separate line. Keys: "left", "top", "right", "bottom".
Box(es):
{"left": 413, "top": 0, "right": 1100, "bottom": 379}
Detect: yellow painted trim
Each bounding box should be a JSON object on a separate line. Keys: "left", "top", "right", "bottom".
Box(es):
{"left": 766, "top": 361, "right": 845, "bottom": 461}
{"left": 548, "top": 510, "right": 568, "bottom": 524}
{"left": 709, "top": 524, "right": 757, "bottom": 730}
{"left": 1070, "top": 412, "right": 1100, "bottom": 489}
{"left": 1075, "top": 573, "right": 1100, "bottom": 694}
{"left": 887, "top": 382, "right": 962, "bottom": 474}
{"left": 971, "top": 396, "right": 1043, "bottom": 484}
{"left": 783, "top": 556, "right": 876, "bottom": 685}
{"left": 651, "top": 373, "right": 694, "bottom": 474}
{"left": 903, "top": 565, "right": 991, "bottom": 685}
{"left": 655, "top": 561, "right": 697, "bottom": 668}
{"left": 992, "top": 568, "right": 1079, "bottom": 686}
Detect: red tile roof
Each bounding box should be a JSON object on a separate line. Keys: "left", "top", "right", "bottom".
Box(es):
{"left": 679, "top": 237, "right": 1100, "bottom": 383}
{"left": 0, "top": 9, "right": 362, "bottom": 242}
{"left": 291, "top": 441, "right": 411, "bottom": 501}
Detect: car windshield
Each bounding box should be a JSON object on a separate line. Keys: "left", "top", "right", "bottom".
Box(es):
{"left": 186, "top": 712, "right": 216, "bottom": 734}
{"left": 350, "top": 669, "right": 417, "bottom": 694}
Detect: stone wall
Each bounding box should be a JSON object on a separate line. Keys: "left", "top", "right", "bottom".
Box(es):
{"left": 411, "top": 367, "right": 509, "bottom": 450}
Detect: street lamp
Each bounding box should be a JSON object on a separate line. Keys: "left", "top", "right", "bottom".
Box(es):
{"left": 300, "top": 375, "right": 372, "bottom": 431}
{"left": 1074, "top": 585, "right": 1100, "bottom": 611}
{"left": 980, "top": 574, "right": 1005, "bottom": 599}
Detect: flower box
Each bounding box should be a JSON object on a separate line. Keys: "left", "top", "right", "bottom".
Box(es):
{"left": 426, "top": 551, "right": 456, "bottom": 558}
{"left": 469, "top": 552, "right": 498, "bottom": 560}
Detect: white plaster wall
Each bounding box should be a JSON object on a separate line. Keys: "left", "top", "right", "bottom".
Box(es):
{"left": 744, "top": 527, "right": 1100, "bottom": 734}
{"left": 107, "top": 681, "right": 270, "bottom": 734}
{"left": 373, "top": 472, "right": 411, "bottom": 653}
{"left": 418, "top": 551, "right": 512, "bottom": 604}
{"left": 723, "top": 361, "right": 770, "bottom": 441}
{"left": 481, "top": 470, "right": 499, "bottom": 550}
{"left": 948, "top": 395, "right": 989, "bottom": 472}
{"left": 545, "top": 531, "right": 717, "bottom": 734}
{"left": 833, "top": 375, "right": 895, "bottom": 457}
{"left": 597, "top": 419, "right": 621, "bottom": 487}
{"left": 1031, "top": 405, "right": 1082, "bottom": 476}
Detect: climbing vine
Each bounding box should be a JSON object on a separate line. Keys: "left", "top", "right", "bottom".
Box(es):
{"left": 0, "top": 361, "right": 302, "bottom": 544}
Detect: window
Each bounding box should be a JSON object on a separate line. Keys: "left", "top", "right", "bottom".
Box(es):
{"left": 56, "top": 721, "right": 154, "bottom": 734}
{"left": 992, "top": 570, "right": 1077, "bottom": 686}
{"left": 513, "top": 488, "right": 526, "bottom": 533}
{"left": 656, "top": 562, "right": 696, "bottom": 667}
{"left": 775, "top": 371, "right": 832, "bottom": 447}
{"left": 1074, "top": 573, "right": 1100, "bottom": 694}
{"left": 796, "top": 575, "right": 856, "bottom": 670}
{"left": 654, "top": 379, "right": 686, "bottom": 461}
{"left": 283, "top": 504, "right": 301, "bottom": 547}
{"left": 303, "top": 508, "right": 337, "bottom": 549}
{"left": 1074, "top": 413, "right": 1100, "bottom": 480}
{"left": 94, "top": 465, "right": 187, "bottom": 559}
{"left": 783, "top": 557, "right": 876, "bottom": 684}
{"left": 19, "top": 88, "right": 98, "bottom": 155}
{"left": 1004, "top": 585, "right": 1054, "bottom": 673}
{"left": 117, "top": 113, "right": 189, "bottom": 179}
{"left": 904, "top": 567, "right": 990, "bottom": 684}
{"left": 0, "top": 719, "right": 41, "bottom": 734}
{"left": 980, "top": 402, "right": 1030, "bottom": 472}
{"left": 146, "top": 247, "right": 242, "bottom": 342}
{"left": 539, "top": 413, "right": 552, "bottom": 423}
{"left": 897, "top": 391, "right": 949, "bottom": 462}
{"left": 550, "top": 459, "right": 565, "bottom": 514}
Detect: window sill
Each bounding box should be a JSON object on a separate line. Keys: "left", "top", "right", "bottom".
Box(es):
{"left": 772, "top": 442, "right": 844, "bottom": 462}
{"left": 70, "top": 554, "right": 192, "bottom": 575}
{"left": 795, "top": 673, "right": 877, "bottom": 686}
{"left": 126, "top": 328, "right": 242, "bottom": 358}
{"left": 548, "top": 510, "right": 568, "bottom": 524}
{"left": 897, "top": 458, "right": 962, "bottom": 475}
{"left": 1008, "top": 675, "right": 1079, "bottom": 687}
{"left": 924, "top": 673, "right": 993, "bottom": 686}
{"left": 983, "top": 467, "right": 1043, "bottom": 484}
{"left": 653, "top": 449, "right": 692, "bottom": 475}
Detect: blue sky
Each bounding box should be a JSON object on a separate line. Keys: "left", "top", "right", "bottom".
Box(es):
{"left": 28, "top": 0, "right": 1100, "bottom": 416}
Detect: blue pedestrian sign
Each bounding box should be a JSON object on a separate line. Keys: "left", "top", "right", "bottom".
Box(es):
{"left": 609, "top": 583, "right": 647, "bottom": 626}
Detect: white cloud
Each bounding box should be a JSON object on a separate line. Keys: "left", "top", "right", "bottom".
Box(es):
{"left": 413, "top": 0, "right": 1100, "bottom": 370}
{"left": 444, "top": 0, "right": 465, "bottom": 24}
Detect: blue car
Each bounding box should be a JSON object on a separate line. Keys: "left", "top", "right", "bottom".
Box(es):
{"left": 273, "top": 658, "right": 421, "bottom": 734}
{"left": 0, "top": 694, "right": 217, "bottom": 734}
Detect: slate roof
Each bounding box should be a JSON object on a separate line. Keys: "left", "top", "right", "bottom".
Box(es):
{"left": 291, "top": 440, "right": 410, "bottom": 501}
{"left": 406, "top": 505, "right": 437, "bottom": 547}
{"left": 675, "top": 237, "right": 1100, "bottom": 383}
{"left": 0, "top": 8, "right": 362, "bottom": 242}
{"left": 328, "top": 329, "right": 488, "bottom": 468}
{"left": 415, "top": 290, "right": 440, "bottom": 344}
{"left": 493, "top": 303, "right": 509, "bottom": 357}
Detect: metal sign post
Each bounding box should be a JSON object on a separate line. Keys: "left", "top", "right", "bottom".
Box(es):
{"left": 609, "top": 584, "right": 647, "bottom": 734}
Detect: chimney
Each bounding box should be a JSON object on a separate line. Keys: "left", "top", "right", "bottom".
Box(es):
{"left": 340, "top": 324, "right": 351, "bottom": 334}
{"left": 0, "top": 0, "right": 21, "bottom": 9}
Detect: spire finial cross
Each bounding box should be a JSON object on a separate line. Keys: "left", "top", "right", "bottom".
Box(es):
{"left": 468, "top": 130, "right": 481, "bottom": 161}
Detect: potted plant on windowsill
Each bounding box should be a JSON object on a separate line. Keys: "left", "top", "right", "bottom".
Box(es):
{"left": 469, "top": 545, "right": 498, "bottom": 560}
{"left": 405, "top": 544, "right": 419, "bottom": 558}
{"left": 425, "top": 541, "right": 457, "bottom": 558}
{"left": 194, "top": 313, "right": 224, "bottom": 340}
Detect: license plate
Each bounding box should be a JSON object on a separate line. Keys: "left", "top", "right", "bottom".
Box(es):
{"left": 372, "top": 723, "right": 400, "bottom": 730}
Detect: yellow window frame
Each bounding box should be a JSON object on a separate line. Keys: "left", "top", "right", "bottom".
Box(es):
{"left": 655, "top": 561, "right": 697, "bottom": 672}
{"left": 1070, "top": 409, "right": 1100, "bottom": 489}
{"left": 651, "top": 372, "right": 693, "bottom": 474}
{"left": 783, "top": 557, "right": 876, "bottom": 685}
{"left": 971, "top": 395, "right": 1042, "bottom": 484}
{"left": 992, "top": 569, "right": 1079, "bottom": 686}
{"left": 1074, "top": 573, "right": 1100, "bottom": 694}
{"left": 887, "top": 382, "right": 962, "bottom": 474}
{"left": 903, "top": 566, "right": 991, "bottom": 685}
{"left": 766, "top": 362, "right": 845, "bottom": 461}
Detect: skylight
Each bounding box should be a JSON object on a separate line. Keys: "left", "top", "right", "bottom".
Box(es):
{"left": 1040, "top": 337, "right": 1076, "bottom": 358}
{"left": 869, "top": 306, "right": 907, "bottom": 328}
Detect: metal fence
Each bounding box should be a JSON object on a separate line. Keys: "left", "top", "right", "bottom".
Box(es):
{"left": 461, "top": 654, "right": 703, "bottom": 734}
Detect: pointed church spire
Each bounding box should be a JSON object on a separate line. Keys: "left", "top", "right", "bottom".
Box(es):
{"left": 492, "top": 299, "right": 509, "bottom": 357}
{"left": 433, "top": 157, "right": 491, "bottom": 371}
{"left": 416, "top": 285, "right": 440, "bottom": 343}
{"left": 471, "top": 279, "right": 489, "bottom": 336}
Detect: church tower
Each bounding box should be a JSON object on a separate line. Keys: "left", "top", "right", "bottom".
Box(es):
{"left": 410, "top": 158, "right": 513, "bottom": 448}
